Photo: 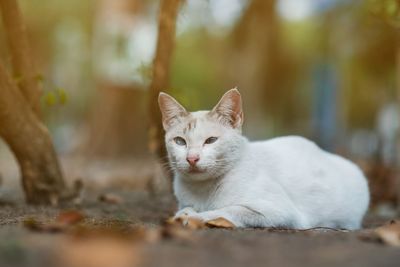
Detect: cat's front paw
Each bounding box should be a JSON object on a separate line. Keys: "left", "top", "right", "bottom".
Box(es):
{"left": 174, "top": 207, "right": 198, "bottom": 219}
{"left": 174, "top": 210, "right": 219, "bottom": 225}
{"left": 169, "top": 215, "right": 206, "bottom": 230}
{"left": 171, "top": 207, "right": 203, "bottom": 228}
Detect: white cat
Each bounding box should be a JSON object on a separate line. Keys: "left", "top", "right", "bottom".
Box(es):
{"left": 158, "top": 88, "right": 370, "bottom": 229}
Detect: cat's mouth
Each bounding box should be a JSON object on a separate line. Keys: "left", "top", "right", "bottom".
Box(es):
{"left": 187, "top": 166, "right": 205, "bottom": 174}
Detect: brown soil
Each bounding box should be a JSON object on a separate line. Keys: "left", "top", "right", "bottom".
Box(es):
{"left": 0, "top": 189, "right": 398, "bottom": 267}
{"left": 0, "top": 149, "right": 399, "bottom": 267}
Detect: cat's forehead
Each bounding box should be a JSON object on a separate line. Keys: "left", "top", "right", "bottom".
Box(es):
{"left": 170, "top": 111, "right": 223, "bottom": 136}
{"left": 182, "top": 111, "right": 209, "bottom": 133}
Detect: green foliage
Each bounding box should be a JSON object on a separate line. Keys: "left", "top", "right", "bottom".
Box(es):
{"left": 369, "top": 0, "right": 400, "bottom": 26}
{"left": 137, "top": 62, "right": 152, "bottom": 83}
{"left": 57, "top": 88, "right": 68, "bottom": 105}
{"left": 44, "top": 91, "right": 57, "bottom": 106}
{"left": 386, "top": 0, "right": 399, "bottom": 16}
{"left": 170, "top": 30, "right": 223, "bottom": 111}
{"left": 42, "top": 88, "right": 68, "bottom": 107}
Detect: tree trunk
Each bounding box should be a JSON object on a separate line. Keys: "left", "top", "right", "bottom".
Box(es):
{"left": 86, "top": 83, "right": 147, "bottom": 158}
{"left": 228, "top": 0, "right": 295, "bottom": 136}
{"left": 0, "top": 0, "right": 67, "bottom": 204}
{"left": 0, "top": 0, "right": 42, "bottom": 116}
{"left": 0, "top": 63, "right": 66, "bottom": 204}
{"left": 396, "top": 42, "right": 400, "bottom": 212}
{"left": 85, "top": 0, "right": 149, "bottom": 158}
{"left": 148, "top": 0, "right": 181, "bottom": 164}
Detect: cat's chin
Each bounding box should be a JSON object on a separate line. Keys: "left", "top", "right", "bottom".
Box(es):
{"left": 187, "top": 167, "right": 205, "bottom": 174}
{"left": 179, "top": 169, "right": 216, "bottom": 182}
{"left": 177, "top": 165, "right": 206, "bottom": 175}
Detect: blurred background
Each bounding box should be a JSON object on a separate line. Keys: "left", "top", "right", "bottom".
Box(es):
{"left": 0, "top": 0, "right": 399, "bottom": 210}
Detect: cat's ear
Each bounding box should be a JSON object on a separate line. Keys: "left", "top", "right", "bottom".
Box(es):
{"left": 158, "top": 92, "right": 189, "bottom": 131}
{"left": 211, "top": 88, "right": 243, "bottom": 129}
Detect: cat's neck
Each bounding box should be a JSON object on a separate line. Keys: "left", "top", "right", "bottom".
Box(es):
{"left": 176, "top": 173, "right": 223, "bottom": 192}
{"left": 174, "top": 171, "right": 224, "bottom": 210}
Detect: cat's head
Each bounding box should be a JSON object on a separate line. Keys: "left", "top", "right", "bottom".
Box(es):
{"left": 158, "top": 88, "right": 246, "bottom": 181}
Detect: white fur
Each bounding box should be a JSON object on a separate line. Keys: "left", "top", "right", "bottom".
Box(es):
{"left": 159, "top": 89, "right": 370, "bottom": 229}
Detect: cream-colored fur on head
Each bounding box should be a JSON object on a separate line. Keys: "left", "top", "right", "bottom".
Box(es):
{"left": 158, "top": 88, "right": 370, "bottom": 229}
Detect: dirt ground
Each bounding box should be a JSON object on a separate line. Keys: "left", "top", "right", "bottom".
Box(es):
{"left": 0, "top": 149, "right": 400, "bottom": 267}
{"left": 0, "top": 189, "right": 399, "bottom": 267}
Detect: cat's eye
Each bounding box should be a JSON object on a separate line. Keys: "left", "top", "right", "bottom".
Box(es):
{"left": 204, "top": 137, "right": 218, "bottom": 145}
{"left": 174, "top": 136, "right": 186, "bottom": 146}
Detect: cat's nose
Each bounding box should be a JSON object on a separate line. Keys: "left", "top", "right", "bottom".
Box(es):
{"left": 186, "top": 155, "right": 200, "bottom": 166}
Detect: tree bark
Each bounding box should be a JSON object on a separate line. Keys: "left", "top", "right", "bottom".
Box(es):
{"left": 229, "top": 0, "right": 296, "bottom": 136}
{"left": 148, "top": 0, "right": 181, "bottom": 164}
{"left": 0, "top": 0, "right": 67, "bottom": 204}
{"left": 0, "top": 62, "right": 66, "bottom": 204}
{"left": 396, "top": 42, "right": 400, "bottom": 211}
{"left": 0, "top": 0, "right": 42, "bottom": 116}
{"left": 86, "top": 83, "right": 148, "bottom": 158}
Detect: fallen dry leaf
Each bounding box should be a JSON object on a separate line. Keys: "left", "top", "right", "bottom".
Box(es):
{"left": 23, "top": 211, "right": 85, "bottom": 233}
{"left": 374, "top": 220, "right": 400, "bottom": 247}
{"left": 206, "top": 217, "right": 236, "bottom": 229}
{"left": 98, "top": 193, "right": 123, "bottom": 204}
{"left": 23, "top": 218, "right": 64, "bottom": 233}
{"left": 56, "top": 210, "right": 85, "bottom": 225}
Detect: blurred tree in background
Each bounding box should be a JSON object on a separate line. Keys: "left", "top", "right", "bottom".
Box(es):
{"left": 228, "top": 0, "right": 300, "bottom": 137}
{"left": 85, "top": 0, "right": 152, "bottom": 158}
{"left": 148, "top": 0, "right": 182, "bottom": 173}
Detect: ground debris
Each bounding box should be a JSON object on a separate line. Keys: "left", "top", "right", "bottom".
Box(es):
{"left": 166, "top": 216, "right": 237, "bottom": 230}
{"left": 23, "top": 210, "right": 85, "bottom": 233}
{"left": 153, "top": 216, "right": 237, "bottom": 242}
{"left": 206, "top": 217, "right": 236, "bottom": 229}
{"left": 2, "top": 188, "right": 399, "bottom": 267}
{"left": 56, "top": 210, "right": 85, "bottom": 225}
{"left": 359, "top": 220, "right": 400, "bottom": 247}
{"left": 23, "top": 211, "right": 201, "bottom": 243}
{"left": 166, "top": 216, "right": 206, "bottom": 230}
{"left": 374, "top": 220, "right": 400, "bottom": 247}
{"left": 98, "top": 193, "right": 124, "bottom": 204}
